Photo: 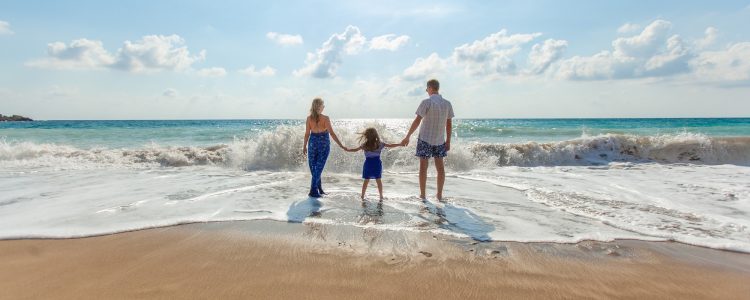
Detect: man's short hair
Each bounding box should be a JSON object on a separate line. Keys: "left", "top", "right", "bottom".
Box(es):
{"left": 426, "top": 79, "right": 439, "bottom": 91}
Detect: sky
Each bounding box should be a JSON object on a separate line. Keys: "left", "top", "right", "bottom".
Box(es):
{"left": 1, "top": 0, "right": 749, "bottom": 119}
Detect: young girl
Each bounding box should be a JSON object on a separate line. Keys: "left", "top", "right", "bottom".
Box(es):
{"left": 345, "top": 128, "right": 403, "bottom": 200}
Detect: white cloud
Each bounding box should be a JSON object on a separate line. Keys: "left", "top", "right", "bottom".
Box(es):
{"left": 238, "top": 65, "right": 276, "bottom": 77}
{"left": 451, "top": 29, "right": 542, "bottom": 76}
{"left": 266, "top": 32, "right": 303, "bottom": 46}
{"left": 555, "top": 20, "right": 691, "bottom": 80}
{"left": 402, "top": 53, "right": 446, "bottom": 81}
{"left": 695, "top": 27, "right": 718, "bottom": 49}
{"left": 643, "top": 35, "right": 691, "bottom": 76}
{"left": 26, "top": 39, "right": 116, "bottom": 69}
{"left": 397, "top": 19, "right": 748, "bottom": 86}
{"left": 163, "top": 88, "right": 178, "bottom": 98}
{"left": 112, "top": 35, "right": 205, "bottom": 72}
{"left": 556, "top": 51, "right": 635, "bottom": 80}
{"left": 400, "top": 29, "right": 555, "bottom": 80}
{"left": 612, "top": 20, "right": 672, "bottom": 58}
{"left": 294, "top": 25, "right": 411, "bottom": 78}
{"left": 527, "top": 39, "right": 568, "bottom": 74}
{"left": 27, "top": 34, "right": 206, "bottom": 73}
{"left": 293, "top": 25, "right": 366, "bottom": 78}
{"left": 691, "top": 42, "right": 750, "bottom": 82}
{"left": 617, "top": 23, "right": 641, "bottom": 34}
{"left": 196, "top": 67, "right": 227, "bottom": 78}
{"left": 369, "top": 34, "right": 410, "bottom": 51}
{"left": 0, "top": 20, "right": 13, "bottom": 35}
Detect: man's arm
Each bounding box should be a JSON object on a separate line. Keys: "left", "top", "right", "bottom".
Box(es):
{"left": 401, "top": 115, "right": 422, "bottom": 146}
{"left": 445, "top": 118, "right": 452, "bottom": 151}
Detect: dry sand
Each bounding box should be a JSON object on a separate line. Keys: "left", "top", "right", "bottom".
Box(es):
{"left": 1, "top": 221, "right": 748, "bottom": 300}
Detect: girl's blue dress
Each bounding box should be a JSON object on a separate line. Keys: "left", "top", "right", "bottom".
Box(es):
{"left": 362, "top": 142, "right": 384, "bottom": 179}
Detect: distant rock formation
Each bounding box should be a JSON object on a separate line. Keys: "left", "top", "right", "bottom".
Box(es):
{"left": 0, "top": 114, "right": 33, "bottom": 121}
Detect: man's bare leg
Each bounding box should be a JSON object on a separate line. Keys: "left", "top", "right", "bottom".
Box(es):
{"left": 419, "top": 158, "right": 428, "bottom": 199}
{"left": 435, "top": 157, "right": 445, "bottom": 201}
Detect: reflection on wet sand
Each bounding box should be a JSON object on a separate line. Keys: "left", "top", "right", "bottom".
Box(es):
{"left": 419, "top": 199, "right": 495, "bottom": 242}
{"left": 358, "top": 199, "right": 384, "bottom": 225}
{"left": 359, "top": 199, "right": 385, "bottom": 248}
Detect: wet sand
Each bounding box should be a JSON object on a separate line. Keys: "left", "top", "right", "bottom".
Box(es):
{"left": 1, "top": 221, "right": 748, "bottom": 300}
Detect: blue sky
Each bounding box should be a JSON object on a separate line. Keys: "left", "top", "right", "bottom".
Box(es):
{"left": 1, "top": 0, "right": 749, "bottom": 119}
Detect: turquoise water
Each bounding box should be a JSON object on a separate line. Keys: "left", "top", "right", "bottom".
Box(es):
{"left": 455, "top": 118, "right": 750, "bottom": 142}
{"left": 0, "top": 119, "right": 299, "bottom": 148}
{"left": 2, "top": 118, "right": 749, "bottom": 149}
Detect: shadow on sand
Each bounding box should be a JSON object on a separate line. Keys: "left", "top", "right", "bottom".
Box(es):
{"left": 286, "top": 197, "right": 323, "bottom": 223}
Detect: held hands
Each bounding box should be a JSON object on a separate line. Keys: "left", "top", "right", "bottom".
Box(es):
{"left": 400, "top": 137, "right": 410, "bottom": 147}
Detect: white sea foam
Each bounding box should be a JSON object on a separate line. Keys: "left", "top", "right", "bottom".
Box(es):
{"left": 0, "top": 160, "right": 748, "bottom": 252}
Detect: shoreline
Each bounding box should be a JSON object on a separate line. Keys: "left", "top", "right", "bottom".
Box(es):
{"left": 1, "top": 220, "right": 748, "bottom": 299}
{"left": 1, "top": 219, "right": 748, "bottom": 256}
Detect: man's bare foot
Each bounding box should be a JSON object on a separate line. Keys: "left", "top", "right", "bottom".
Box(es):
{"left": 418, "top": 194, "right": 426, "bottom": 200}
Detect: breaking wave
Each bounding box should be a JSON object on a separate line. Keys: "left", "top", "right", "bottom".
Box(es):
{"left": 2, "top": 127, "right": 749, "bottom": 170}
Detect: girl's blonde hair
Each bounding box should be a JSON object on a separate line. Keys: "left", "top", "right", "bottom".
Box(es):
{"left": 358, "top": 128, "right": 381, "bottom": 152}
{"left": 309, "top": 98, "right": 324, "bottom": 123}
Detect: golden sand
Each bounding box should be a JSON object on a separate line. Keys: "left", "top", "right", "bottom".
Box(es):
{"left": 1, "top": 222, "right": 748, "bottom": 300}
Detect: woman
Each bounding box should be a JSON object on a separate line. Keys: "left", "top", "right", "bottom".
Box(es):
{"left": 303, "top": 98, "right": 346, "bottom": 198}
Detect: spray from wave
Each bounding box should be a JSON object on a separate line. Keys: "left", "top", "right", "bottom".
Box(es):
{"left": 471, "top": 133, "right": 750, "bottom": 166}
{"left": 2, "top": 127, "right": 749, "bottom": 170}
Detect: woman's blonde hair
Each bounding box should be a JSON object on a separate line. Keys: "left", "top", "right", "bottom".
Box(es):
{"left": 358, "top": 128, "right": 381, "bottom": 152}
{"left": 309, "top": 98, "right": 324, "bottom": 123}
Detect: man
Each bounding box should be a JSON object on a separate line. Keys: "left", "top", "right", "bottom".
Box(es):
{"left": 401, "top": 79, "right": 454, "bottom": 201}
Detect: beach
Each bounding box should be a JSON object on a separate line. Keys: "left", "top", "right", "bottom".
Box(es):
{"left": 2, "top": 220, "right": 749, "bottom": 299}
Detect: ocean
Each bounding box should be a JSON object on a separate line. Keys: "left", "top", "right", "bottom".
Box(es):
{"left": 1, "top": 118, "right": 749, "bottom": 252}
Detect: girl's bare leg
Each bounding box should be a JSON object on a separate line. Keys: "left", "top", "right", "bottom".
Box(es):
{"left": 361, "top": 179, "right": 369, "bottom": 199}
{"left": 376, "top": 179, "right": 383, "bottom": 200}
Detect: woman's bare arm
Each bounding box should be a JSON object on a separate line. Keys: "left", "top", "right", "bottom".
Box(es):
{"left": 303, "top": 117, "right": 311, "bottom": 155}
{"left": 324, "top": 116, "right": 346, "bottom": 149}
